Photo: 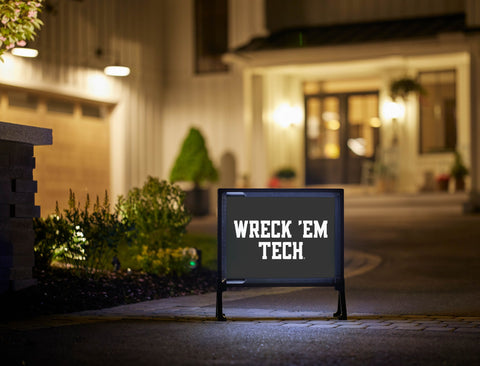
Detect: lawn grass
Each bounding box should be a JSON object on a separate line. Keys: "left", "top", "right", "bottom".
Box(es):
{"left": 183, "top": 233, "right": 217, "bottom": 270}
{"left": 115, "top": 233, "right": 218, "bottom": 271}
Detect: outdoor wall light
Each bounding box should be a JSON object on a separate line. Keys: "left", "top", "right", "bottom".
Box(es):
{"left": 11, "top": 47, "right": 39, "bottom": 58}
{"left": 104, "top": 65, "right": 130, "bottom": 77}
{"left": 273, "top": 103, "right": 303, "bottom": 128}
{"left": 382, "top": 101, "right": 405, "bottom": 120}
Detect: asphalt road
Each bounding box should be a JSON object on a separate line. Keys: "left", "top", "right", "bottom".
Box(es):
{"left": 2, "top": 319, "right": 479, "bottom": 365}
{"left": 1, "top": 193, "right": 479, "bottom": 365}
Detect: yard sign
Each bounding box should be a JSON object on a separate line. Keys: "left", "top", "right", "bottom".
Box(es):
{"left": 216, "top": 189, "right": 346, "bottom": 320}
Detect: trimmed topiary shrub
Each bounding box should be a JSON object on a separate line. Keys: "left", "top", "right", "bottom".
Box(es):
{"left": 169, "top": 127, "right": 218, "bottom": 188}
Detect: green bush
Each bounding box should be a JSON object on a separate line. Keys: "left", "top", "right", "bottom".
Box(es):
{"left": 119, "top": 176, "right": 191, "bottom": 252}
{"left": 34, "top": 177, "right": 192, "bottom": 277}
{"left": 33, "top": 208, "right": 70, "bottom": 271}
{"left": 34, "top": 190, "right": 131, "bottom": 276}
{"left": 169, "top": 127, "right": 218, "bottom": 187}
{"left": 135, "top": 246, "right": 198, "bottom": 276}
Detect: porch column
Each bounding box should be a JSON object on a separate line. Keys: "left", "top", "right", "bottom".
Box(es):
{"left": 465, "top": 41, "right": 480, "bottom": 212}
{"left": 249, "top": 73, "right": 268, "bottom": 187}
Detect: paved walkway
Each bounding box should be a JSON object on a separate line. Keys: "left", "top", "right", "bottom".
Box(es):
{"left": 4, "top": 191, "right": 477, "bottom": 335}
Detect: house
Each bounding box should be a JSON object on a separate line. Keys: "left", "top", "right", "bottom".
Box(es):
{"left": 1, "top": 0, "right": 479, "bottom": 215}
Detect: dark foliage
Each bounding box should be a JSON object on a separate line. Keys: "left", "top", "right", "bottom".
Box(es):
{"left": 0, "top": 267, "right": 216, "bottom": 320}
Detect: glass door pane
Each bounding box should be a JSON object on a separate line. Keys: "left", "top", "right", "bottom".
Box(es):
{"left": 347, "top": 94, "right": 379, "bottom": 158}
{"left": 346, "top": 93, "right": 379, "bottom": 184}
{"left": 305, "top": 95, "right": 343, "bottom": 185}
{"left": 306, "top": 96, "right": 340, "bottom": 160}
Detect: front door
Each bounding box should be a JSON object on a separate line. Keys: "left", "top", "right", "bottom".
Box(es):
{"left": 305, "top": 91, "right": 379, "bottom": 185}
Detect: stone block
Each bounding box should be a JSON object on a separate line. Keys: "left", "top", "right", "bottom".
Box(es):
{"left": 11, "top": 278, "right": 37, "bottom": 291}
{"left": 13, "top": 255, "right": 34, "bottom": 268}
{"left": 11, "top": 154, "right": 35, "bottom": 169}
{"left": 0, "top": 255, "right": 13, "bottom": 267}
{"left": 0, "top": 121, "right": 52, "bottom": 146}
{"left": 11, "top": 192, "right": 35, "bottom": 205}
{"left": 0, "top": 204, "right": 11, "bottom": 218}
{"left": 12, "top": 142, "right": 34, "bottom": 156}
{"left": 0, "top": 153, "right": 9, "bottom": 167}
{"left": 0, "top": 242, "right": 13, "bottom": 256}
{"left": 9, "top": 218, "right": 33, "bottom": 231}
{"left": 10, "top": 233, "right": 35, "bottom": 255}
{"left": 12, "top": 204, "right": 40, "bottom": 218}
{"left": 12, "top": 179, "right": 37, "bottom": 193}
{"left": 0, "top": 190, "right": 12, "bottom": 202}
{"left": 0, "top": 179, "right": 11, "bottom": 192}
{"left": 0, "top": 140, "right": 16, "bottom": 153}
{"left": 0, "top": 166, "right": 33, "bottom": 179}
{"left": 9, "top": 266, "right": 33, "bottom": 280}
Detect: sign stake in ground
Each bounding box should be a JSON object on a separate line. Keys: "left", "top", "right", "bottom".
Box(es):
{"left": 216, "top": 189, "right": 347, "bottom": 321}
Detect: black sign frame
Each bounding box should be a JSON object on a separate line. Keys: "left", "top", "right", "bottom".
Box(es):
{"left": 216, "top": 188, "right": 346, "bottom": 321}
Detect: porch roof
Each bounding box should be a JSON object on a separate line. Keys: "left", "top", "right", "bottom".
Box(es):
{"left": 235, "top": 13, "right": 478, "bottom": 52}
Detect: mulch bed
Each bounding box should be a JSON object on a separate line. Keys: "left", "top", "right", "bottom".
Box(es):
{"left": 0, "top": 267, "right": 217, "bottom": 320}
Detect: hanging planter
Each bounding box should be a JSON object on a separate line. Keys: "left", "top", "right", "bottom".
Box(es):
{"left": 390, "top": 77, "right": 425, "bottom": 101}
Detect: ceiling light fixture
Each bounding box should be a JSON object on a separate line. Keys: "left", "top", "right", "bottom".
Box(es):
{"left": 11, "top": 47, "right": 39, "bottom": 58}
{"left": 104, "top": 65, "right": 130, "bottom": 77}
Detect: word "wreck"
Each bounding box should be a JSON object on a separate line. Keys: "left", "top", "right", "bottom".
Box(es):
{"left": 233, "top": 219, "right": 328, "bottom": 239}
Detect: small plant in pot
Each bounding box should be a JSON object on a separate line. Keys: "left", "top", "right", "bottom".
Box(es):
{"left": 268, "top": 167, "right": 297, "bottom": 188}
{"left": 450, "top": 151, "right": 469, "bottom": 192}
{"left": 390, "top": 77, "right": 425, "bottom": 101}
{"left": 170, "top": 127, "right": 218, "bottom": 216}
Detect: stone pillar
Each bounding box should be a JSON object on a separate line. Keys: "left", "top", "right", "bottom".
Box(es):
{"left": 0, "top": 121, "right": 52, "bottom": 293}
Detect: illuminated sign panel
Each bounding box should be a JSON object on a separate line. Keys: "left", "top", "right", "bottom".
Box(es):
{"left": 216, "top": 189, "right": 346, "bottom": 320}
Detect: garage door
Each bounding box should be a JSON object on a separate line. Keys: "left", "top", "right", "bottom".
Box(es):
{"left": 0, "top": 87, "right": 112, "bottom": 217}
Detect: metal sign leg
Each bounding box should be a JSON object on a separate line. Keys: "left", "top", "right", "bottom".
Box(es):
{"left": 216, "top": 279, "right": 227, "bottom": 321}
{"left": 334, "top": 288, "right": 347, "bottom": 320}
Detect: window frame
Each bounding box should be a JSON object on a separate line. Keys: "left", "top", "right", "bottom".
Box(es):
{"left": 194, "top": 0, "right": 229, "bottom": 74}
{"left": 418, "top": 69, "right": 457, "bottom": 155}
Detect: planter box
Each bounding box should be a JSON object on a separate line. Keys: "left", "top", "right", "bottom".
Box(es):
{"left": 185, "top": 187, "right": 210, "bottom": 216}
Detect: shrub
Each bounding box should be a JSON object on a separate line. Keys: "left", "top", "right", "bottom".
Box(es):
{"left": 136, "top": 246, "right": 198, "bottom": 276}
{"left": 34, "top": 178, "right": 192, "bottom": 277}
{"left": 33, "top": 207, "right": 70, "bottom": 271}
{"left": 169, "top": 127, "right": 218, "bottom": 187}
{"left": 0, "top": 0, "right": 44, "bottom": 61}
{"left": 119, "top": 176, "right": 191, "bottom": 252}
{"left": 34, "top": 190, "right": 131, "bottom": 276}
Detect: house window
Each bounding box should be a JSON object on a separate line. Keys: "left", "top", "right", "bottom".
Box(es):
{"left": 8, "top": 90, "right": 38, "bottom": 110}
{"left": 46, "top": 98, "right": 75, "bottom": 115}
{"left": 419, "top": 70, "right": 457, "bottom": 154}
{"left": 194, "top": 0, "right": 228, "bottom": 74}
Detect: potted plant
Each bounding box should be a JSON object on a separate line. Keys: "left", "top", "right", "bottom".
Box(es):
{"left": 170, "top": 127, "right": 218, "bottom": 216}
{"left": 435, "top": 173, "right": 450, "bottom": 192}
{"left": 374, "top": 162, "right": 395, "bottom": 193}
{"left": 390, "top": 77, "right": 425, "bottom": 101}
{"left": 268, "top": 167, "right": 297, "bottom": 188}
{"left": 450, "top": 151, "right": 469, "bottom": 192}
